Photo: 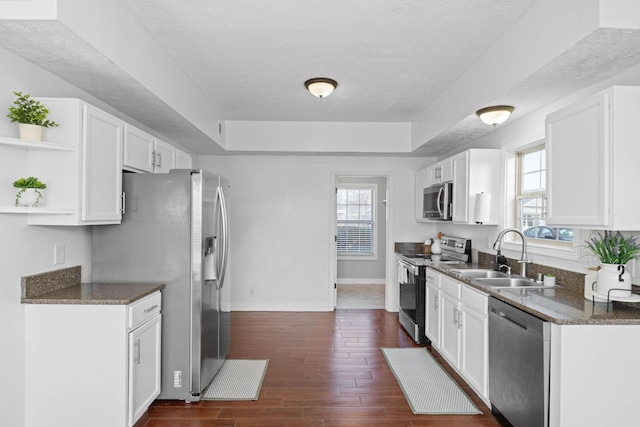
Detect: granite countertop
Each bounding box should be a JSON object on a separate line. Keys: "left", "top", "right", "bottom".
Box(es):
{"left": 21, "top": 282, "right": 165, "bottom": 305}
{"left": 432, "top": 264, "right": 640, "bottom": 326}
{"left": 20, "top": 265, "right": 164, "bottom": 305}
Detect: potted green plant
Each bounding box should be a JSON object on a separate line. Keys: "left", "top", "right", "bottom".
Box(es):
{"left": 13, "top": 176, "right": 47, "bottom": 207}
{"left": 585, "top": 231, "right": 640, "bottom": 298}
{"left": 6, "top": 91, "right": 59, "bottom": 141}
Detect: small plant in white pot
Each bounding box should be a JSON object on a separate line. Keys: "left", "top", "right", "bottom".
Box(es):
{"left": 13, "top": 176, "right": 46, "bottom": 207}
{"left": 585, "top": 231, "right": 640, "bottom": 298}
{"left": 6, "top": 91, "right": 59, "bottom": 141}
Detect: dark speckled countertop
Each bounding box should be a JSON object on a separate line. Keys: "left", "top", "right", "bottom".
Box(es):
{"left": 396, "top": 244, "right": 640, "bottom": 325}
{"left": 432, "top": 264, "right": 640, "bottom": 325}
{"left": 20, "top": 265, "right": 164, "bottom": 305}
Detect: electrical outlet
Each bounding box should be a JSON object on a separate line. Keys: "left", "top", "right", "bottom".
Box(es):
{"left": 249, "top": 288, "right": 254, "bottom": 297}
{"left": 174, "top": 371, "right": 182, "bottom": 387}
{"left": 54, "top": 244, "right": 65, "bottom": 265}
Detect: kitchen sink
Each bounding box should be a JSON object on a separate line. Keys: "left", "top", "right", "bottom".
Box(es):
{"left": 449, "top": 269, "right": 511, "bottom": 279}
{"left": 475, "top": 277, "right": 550, "bottom": 289}
{"left": 449, "top": 269, "right": 558, "bottom": 289}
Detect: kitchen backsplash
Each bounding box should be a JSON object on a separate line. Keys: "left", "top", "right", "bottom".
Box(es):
{"left": 21, "top": 265, "right": 81, "bottom": 300}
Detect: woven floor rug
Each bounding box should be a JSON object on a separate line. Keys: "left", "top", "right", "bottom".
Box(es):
{"left": 201, "top": 359, "right": 269, "bottom": 400}
{"left": 381, "top": 347, "right": 481, "bottom": 415}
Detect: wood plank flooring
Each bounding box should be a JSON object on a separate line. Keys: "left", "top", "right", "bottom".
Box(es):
{"left": 134, "top": 310, "right": 500, "bottom": 427}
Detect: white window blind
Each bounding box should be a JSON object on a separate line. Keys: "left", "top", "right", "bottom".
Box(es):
{"left": 336, "top": 185, "right": 375, "bottom": 256}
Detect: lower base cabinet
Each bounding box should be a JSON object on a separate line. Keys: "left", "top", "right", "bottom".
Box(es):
{"left": 425, "top": 269, "right": 489, "bottom": 405}
{"left": 25, "top": 292, "right": 162, "bottom": 427}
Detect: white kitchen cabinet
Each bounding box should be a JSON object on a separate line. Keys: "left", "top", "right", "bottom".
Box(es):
{"left": 176, "top": 148, "right": 193, "bottom": 169}
{"left": 424, "top": 269, "right": 441, "bottom": 347}
{"left": 439, "top": 275, "right": 461, "bottom": 369}
{"left": 123, "top": 124, "right": 192, "bottom": 173}
{"left": 128, "top": 305, "right": 162, "bottom": 426}
{"left": 452, "top": 149, "right": 501, "bottom": 225}
{"left": 154, "top": 138, "right": 177, "bottom": 173}
{"left": 428, "top": 269, "right": 489, "bottom": 405}
{"left": 0, "top": 98, "right": 124, "bottom": 225}
{"left": 123, "top": 124, "right": 155, "bottom": 173}
{"left": 545, "top": 86, "right": 640, "bottom": 229}
{"left": 81, "top": 104, "right": 124, "bottom": 223}
{"left": 549, "top": 323, "right": 640, "bottom": 427}
{"left": 25, "top": 292, "right": 162, "bottom": 427}
{"left": 459, "top": 285, "right": 489, "bottom": 404}
{"left": 426, "top": 157, "right": 453, "bottom": 186}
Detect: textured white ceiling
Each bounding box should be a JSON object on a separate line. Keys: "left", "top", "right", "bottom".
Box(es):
{"left": 1, "top": 1, "right": 639, "bottom": 156}
{"left": 122, "top": 0, "right": 538, "bottom": 123}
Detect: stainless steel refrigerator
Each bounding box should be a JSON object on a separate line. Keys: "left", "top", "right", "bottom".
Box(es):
{"left": 92, "top": 169, "right": 230, "bottom": 401}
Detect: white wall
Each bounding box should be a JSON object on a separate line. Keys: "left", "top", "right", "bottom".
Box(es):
{"left": 0, "top": 47, "right": 95, "bottom": 427}
{"left": 197, "top": 155, "right": 435, "bottom": 311}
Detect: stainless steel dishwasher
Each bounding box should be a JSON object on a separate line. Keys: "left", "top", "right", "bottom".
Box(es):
{"left": 489, "top": 297, "right": 550, "bottom": 427}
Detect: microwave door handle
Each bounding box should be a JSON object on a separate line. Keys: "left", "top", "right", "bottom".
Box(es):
{"left": 437, "top": 187, "right": 444, "bottom": 217}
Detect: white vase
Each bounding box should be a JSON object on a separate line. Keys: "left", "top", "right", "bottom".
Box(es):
{"left": 15, "top": 188, "right": 44, "bottom": 207}
{"left": 18, "top": 123, "right": 43, "bottom": 141}
{"left": 596, "top": 263, "right": 632, "bottom": 298}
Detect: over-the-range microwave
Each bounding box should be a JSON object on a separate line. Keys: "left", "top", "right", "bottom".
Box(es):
{"left": 423, "top": 182, "right": 453, "bottom": 221}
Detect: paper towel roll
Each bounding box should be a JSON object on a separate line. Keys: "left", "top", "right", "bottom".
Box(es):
{"left": 474, "top": 192, "right": 491, "bottom": 224}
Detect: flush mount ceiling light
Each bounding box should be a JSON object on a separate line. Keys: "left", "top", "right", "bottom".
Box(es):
{"left": 476, "top": 105, "right": 515, "bottom": 126}
{"left": 304, "top": 78, "right": 338, "bottom": 98}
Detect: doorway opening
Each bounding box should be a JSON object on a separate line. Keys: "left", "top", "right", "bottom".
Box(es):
{"left": 333, "top": 175, "right": 388, "bottom": 309}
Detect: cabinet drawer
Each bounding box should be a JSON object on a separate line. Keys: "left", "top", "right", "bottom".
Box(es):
{"left": 461, "top": 285, "right": 488, "bottom": 316}
{"left": 128, "top": 292, "right": 162, "bottom": 329}
{"left": 441, "top": 276, "right": 461, "bottom": 299}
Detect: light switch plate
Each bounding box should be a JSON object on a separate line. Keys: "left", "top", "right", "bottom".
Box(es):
{"left": 54, "top": 244, "right": 65, "bottom": 265}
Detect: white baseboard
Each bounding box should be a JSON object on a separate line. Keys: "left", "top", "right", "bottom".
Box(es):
{"left": 336, "top": 278, "right": 385, "bottom": 285}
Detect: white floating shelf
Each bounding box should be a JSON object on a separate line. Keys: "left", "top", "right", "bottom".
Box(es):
{"left": 0, "top": 136, "right": 73, "bottom": 151}
{"left": 0, "top": 206, "right": 74, "bottom": 214}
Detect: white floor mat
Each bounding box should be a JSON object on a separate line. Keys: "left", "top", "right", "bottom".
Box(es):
{"left": 201, "top": 359, "right": 269, "bottom": 400}
{"left": 381, "top": 347, "right": 481, "bottom": 415}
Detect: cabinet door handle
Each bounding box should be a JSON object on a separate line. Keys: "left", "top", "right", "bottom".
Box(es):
{"left": 134, "top": 339, "right": 141, "bottom": 364}
{"left": 156, "top": 152, "right": 162, "bottom": 168}
{"left": 151, "top": 150, "right": 156, "bottom": 167}
{"left": 453, "top": 307, "right": 458, "bottom": 325}
{"left": 121, "top": 192, "right": 126, "bottom": 215}
{"left": 144, "top": 304, "right": 158, "bottom": 313}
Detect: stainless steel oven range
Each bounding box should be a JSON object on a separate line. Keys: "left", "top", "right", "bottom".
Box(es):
{"left": 397, "top": 236, "right": 471, "bottom": 343}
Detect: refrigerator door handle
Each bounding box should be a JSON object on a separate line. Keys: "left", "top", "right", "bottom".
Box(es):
{"left": 217, "top": 185, "right": 229, "bottom": 290}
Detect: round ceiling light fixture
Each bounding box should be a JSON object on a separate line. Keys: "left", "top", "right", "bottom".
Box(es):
{"left": 304, "top": 78, "right": 338, "bottom": 98}
{"left": 476, "top": 105, "right": 515, "bottom": 126}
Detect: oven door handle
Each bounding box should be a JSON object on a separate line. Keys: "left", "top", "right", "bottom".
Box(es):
{"left": 398, "top": 259, "right": 419, "bottom": 276}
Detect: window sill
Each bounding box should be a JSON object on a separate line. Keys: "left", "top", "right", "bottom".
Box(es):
{"left": 501, "top": 239, "right": 580, "bottom": 261}
{"left": 338, "top": 254, "right": 378, "bottom": 261}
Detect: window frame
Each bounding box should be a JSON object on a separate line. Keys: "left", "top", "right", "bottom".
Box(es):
{"left": 336, "top": 183, "right": 378, "bottom": 261}
{"left": 502, "top": 138, "right": 581, "bottom": 261}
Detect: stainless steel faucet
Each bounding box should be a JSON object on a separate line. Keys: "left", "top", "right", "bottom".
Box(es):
{"left": 493, "top": 228, "right": 531, "bottom": 278}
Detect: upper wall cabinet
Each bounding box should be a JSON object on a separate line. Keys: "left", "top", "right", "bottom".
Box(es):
{"left": 546, "top": 86, "right": 640, "bottom": 229}
{"left": 452, "top": 149, "right": 501, "bottom": 225}
{"left": 123, "top": 125, "right": 154, "bottom": 173}
{"left": 0, "top": 98, "right": 124, "bottom": 225}
{"left": 176, "top": 148, "right": 193, "bottom": 169}
{"left": 427, "top": 158, "right": 453, "bottom": 186}
{"left": 124, "top": 126, "right": 192, "bottom": 173}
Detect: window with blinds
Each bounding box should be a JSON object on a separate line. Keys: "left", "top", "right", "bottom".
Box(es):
{"left": 336, "top": 185, "right": 376, "bottom": 256}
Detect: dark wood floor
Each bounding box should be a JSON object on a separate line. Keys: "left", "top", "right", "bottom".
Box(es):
{"left": 134, "top": 310, "right": 500, "bottom": 426}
